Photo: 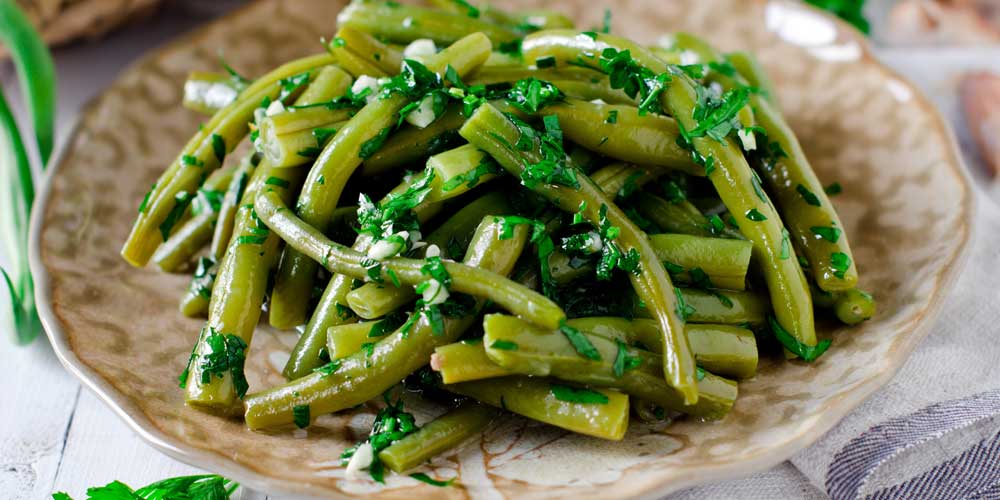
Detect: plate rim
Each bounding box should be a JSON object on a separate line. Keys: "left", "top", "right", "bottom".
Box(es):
{"left": 28, "top": 0, "right": 977, "bottom": 497}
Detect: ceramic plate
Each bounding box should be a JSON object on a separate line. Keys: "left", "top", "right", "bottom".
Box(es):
{"left": 30, "top": 0, "right": 974, "bottom": 497}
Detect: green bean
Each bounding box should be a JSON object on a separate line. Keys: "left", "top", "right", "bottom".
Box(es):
{"left": 269, "top": 33, "right": 492, "bottom": 329}
{"left": 636, "top": 192, "right": 739, "bottom": 238}
{"left": 338, "top": 1, "right": 521, "bottom": 45}
{"left": 565, "top": 317, "right": 758, "bottom": 379}
{"left": 361, "top": 104, "right": 466, "bottom": 177}
{"left": 588, "top": 162, "right": 655, "bottom": 197}
{"left": 209, "top": 154, "right": 257, "bottom": 261}
{"left": 674, "top": 33, "right": 857, "bottom": 292}
{"left": 257, "top": 192, "right": 561, "bottom": 328}
{"left": 151, "top": 165, "right": 235, "bottom": 272}
{"left": 645, "top": 288, "right": 770, "bottom": 325}
{"left": 432, "top": 340, "right": 512, "bottom": 384}
{"left": 447, "top": 376, "right": 629, "bottom": 440}
{"left": 726, "top": 51, "right": 779, "bottom": 106}
{"left": 182, "top": 71, "right": 244, "bottom": 115}
{"left": 331, "top": 26, "right": 404, "bottom": 77}
{"left": 121, "top": 53, "right": 335, "bottom": 267}
{"left": 539, "top": 99, "right": 701, "bottom": 175}
{"left": 468, "top": 67, "right": 633, "bottom": 105}
{"left": 833, "top": 288, "right": 875, "bottom": 325}
{"left": 179, "top": 256, "right": 218, "bottom": 318}
{"left": 244, "top": 215, "right": 531, "bottom": 429}
{"left": 326, "top": 322, "right": 383, "bottom": 360}
{"left": 481, "top": 314, "right": 737, "bottom": 419}
{"left": 524, "top": 30, "right": 818, "bottom": 348}
{"left": 281, "top": 171, "right": 452, "bottom": 380}
{"left": 181, "top": 73, "right": 350, "bottom": 414}
{"left": 347, "top": 191, "right": 512, "bottom": 319}
{"left": 460, "top": 102, "right": 700, "bottom": 404}
{"left": 257, "top": 69, "right": 356, "bottom": 168}
{"left": 378, "top": 401, "right": 496, "bottom": 472}
{"left": 550, "top": 232, "right": 751, "bottom": 290}
{"left": 430, "top": 0, "right": 575, "bottom": 32}
{"left": 259, "top": 112, "right": 353, "bottom": 168}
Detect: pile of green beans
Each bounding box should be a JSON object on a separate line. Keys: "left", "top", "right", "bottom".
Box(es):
{"left": 123, "top": 0, "right": 875, "bottom": 481}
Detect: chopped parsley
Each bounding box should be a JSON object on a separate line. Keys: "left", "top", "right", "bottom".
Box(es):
{"left": 496, "top": 215, "right": 558, "bottom": 297}
{"left": 54, "top": 474, "right": 239, "bottom": 500}
{"left": 264, "top": 176, "right": 290, "bottom": 188}
{"left": 559, "top": 321, "right": 601, "bottom": 361}
{"left": 441, "top": 155, "right": 501, "bottom": 191}
{"left": 490, "top": 340, "right": 519, "bottom": 351}
{"left": 187, "top": 256, "right": 217, "bottom": 300}
{"left": 744, "top": 208, "right": 768, "bottom": 221}
{"left": 830, "top": 251, "right": 851, "bottom": 278}
{"left": 369, "top": 311, "right": 408, "bottom": 337}
{"left": 506, "top": 78, "right": 564, "bottom": 114}
{"left": 359, "top": 127, "right": 392, "bottom": 160}
{"left": 137, "top": 183, "right": 155, "bottom": 213}
{"left": 409, "top": 472, "right": 455, "bottom": 487}
{"left": 682, "top": 84, "right": 751, "bottom": 142}
{"left": 158, "top": 192, "right": 193, "bottom": 240}
{"left": 598, "top": 47, "right": 671, "bottom": 115}
{"left": 780, "top": 228, "right": 791, "bottom": 260}
{"left": 797, "top": 184, "right": 821, "bottom": 206}
{"left": 449, "top": 0, "right": 479, "bottom": 18}
{"left": 199, "top": 328, "right": 249, "bottom": 398}
{"left": 605, "top": 109, "right": 618, "bottom": 124}
{"left": 707, "top": 214, "right": 726, "bottom": 235}
{"left": 810, "top": 225, "right": 841, "bottom": 243}
{"left": 673, "top": 287, "right": 695, "bottom": 322}
{"left": 549, "top": 383, "right": 608, "bottom": 404}
{"left": 768, "top": 315, "right": 831, "bottom": 362}
{"left": 535, "top": 55, "right": 557, "bottom": 68}
{"left": 313, "top": 360, "right": 341, "bottom": 378}
{"left": 825, "top": 182, "right": 843, "bottom": 195}
{"left": 293, "top": 404, "right": 310, "bottom": 429}
{"left": 181, "top": 154, "right": 204, "bottom": 167}
{"left": 211, "top": 134, "right": 226, "bottom": 163}
{"left": 192, "top": 188, "right": 224, "bottom": 216}
{"left": 341, "top": 396, "right": 419, "bottom": 483}
{"left": 277, "top": 71, "right": 310, "bottom": 102}
{"left": 613, "top": 339, "right": 642, "bottom": 377}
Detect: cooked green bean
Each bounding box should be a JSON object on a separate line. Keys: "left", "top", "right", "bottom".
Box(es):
{"left": 179, "top": 256, "right": 218, "bottom": 318}
{"left": 182, "top": 71, "right": 244, "bottom": 115}
{"left": 360, "top": 104, "right": 466, "bottom": 177}
{"left": 121, "top": 53, "right": 335, "bottom": 267}
{"left": 326, "top": 322, "right": 383, "bottom": 360}
{"left": 447, "top": 376, "right": 629, "bottom": 440}
{"left": 565, "top": 317, "right": 758, "bottom": 379}
{"left": 256, "top": 192, "right": 561, "bottom": 328}
{"left": 460, "top": 102, "right": 700, "bottom": 404}
{"left": 432, "top": 339, "right": 512, "bottom": 384}
{"left": 269, "top": 33, "right": 492, "bottom": 329}
{"left": 244, "top": 215, "right": 531, "bottom": 428}
{"left": 539, "top": 99, "right": 701, "bottom": 175}
{"left": 726, "top": 51, "right": 778, "bottom": 106}
{"left": 640, "top": 288, "right": 770, "bottom": 326}
{"left": 181, "top": 73, "right": 350, "bottom": 414}
{"left": 834, "top": 288, "right": 875, "bottom": 325}
{"left": 330, "top": 26, "right": 404, "bottom": 77}
{"left": 151, "top": 165, "right": 235, "bottom": 272}
{"left": 430, "top": 0, "right": 575, "bottom": 33}
{"left": 550, "top": 233, "right": 751, "bottom": 290}
{"left": 338, "top": 1, "right": 521, "bottom": 45}
{"left": 636, "top": 191, "right": 740, "bottom": 239}
{"left": 378, "top": 401, "right": 496, "bottom": 472}
{"left": 524, "top": 30, "right": 818, "bottom": 349}
{"left": 469, "top": 67, "right": 633, "bottom": 105}
{"left": 209, "top": 154, "right": 257, "bottom": 260}
{"left": 481, "top": 314, "right": 738, "bottom": 419}
{"left": 347, "top": 190, "right": 512, "bottom": 319}
{"left": 675, "top": 33, "right": 858, "bottom": 292}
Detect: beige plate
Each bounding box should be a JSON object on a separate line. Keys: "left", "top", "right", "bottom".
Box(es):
{"left": 30, "top": 0, "right": 975, "bottom": 498}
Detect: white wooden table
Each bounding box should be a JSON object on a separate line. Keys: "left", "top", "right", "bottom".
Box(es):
{"left": 2, "top": 4, "right": 996, "bottom": 499}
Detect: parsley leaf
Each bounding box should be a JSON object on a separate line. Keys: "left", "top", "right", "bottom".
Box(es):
{"left": 198, "top": 328, "right": 249, "bottom": 398}
{"left": 810, "top": 225, "right": 841, "bottom": 242}
{"left": 559, "top": 321, "right": 601, "bottom": 360}
{"left": 410, "top": 472, "right": 455, "bottom": 487}
{"left": 341, "top": 397, "right": 419, "bottom": 483}
{"left": 745, "top": 208, "right": 768, "bottom": 221}
{"left": 797, "top": 184, "right": 821, "bottom": 206}
{"left": 613, "top": 339, "right": 642, "bottom": 377}
{"left": 490, "top": 340, "right": 519, "bottom": 351}
{"left": 768, "top": 315, "right": 832, "bottom": 362}
{"left": 830, "top": 251, "right": 851, "bottom": 278}
{"left": 550, "top": 383, "right": 609, "bottom": 404}
{"left": 293, "top": 404, "right": 310, "bottom": 429}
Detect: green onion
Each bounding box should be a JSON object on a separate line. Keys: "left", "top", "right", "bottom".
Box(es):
{"left": 0, "top": 0, "right": 55, "bottom": 344}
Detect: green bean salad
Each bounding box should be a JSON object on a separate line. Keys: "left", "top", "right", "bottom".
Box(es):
{"left": 121, "top": 0, "right": 875, "bottom": 484}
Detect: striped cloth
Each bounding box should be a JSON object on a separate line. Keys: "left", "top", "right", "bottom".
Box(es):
{"left": 671, "top": 192, "right": 1000, "bottom": 500}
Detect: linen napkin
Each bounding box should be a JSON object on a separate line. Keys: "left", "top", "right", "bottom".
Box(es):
{"left": 672, "top": 191, "right": 1000, "bottom": 500}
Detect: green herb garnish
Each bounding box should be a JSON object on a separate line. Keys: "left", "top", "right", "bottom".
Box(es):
{"left": 549, "top": 383, "right": 609, "bottom": 404}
